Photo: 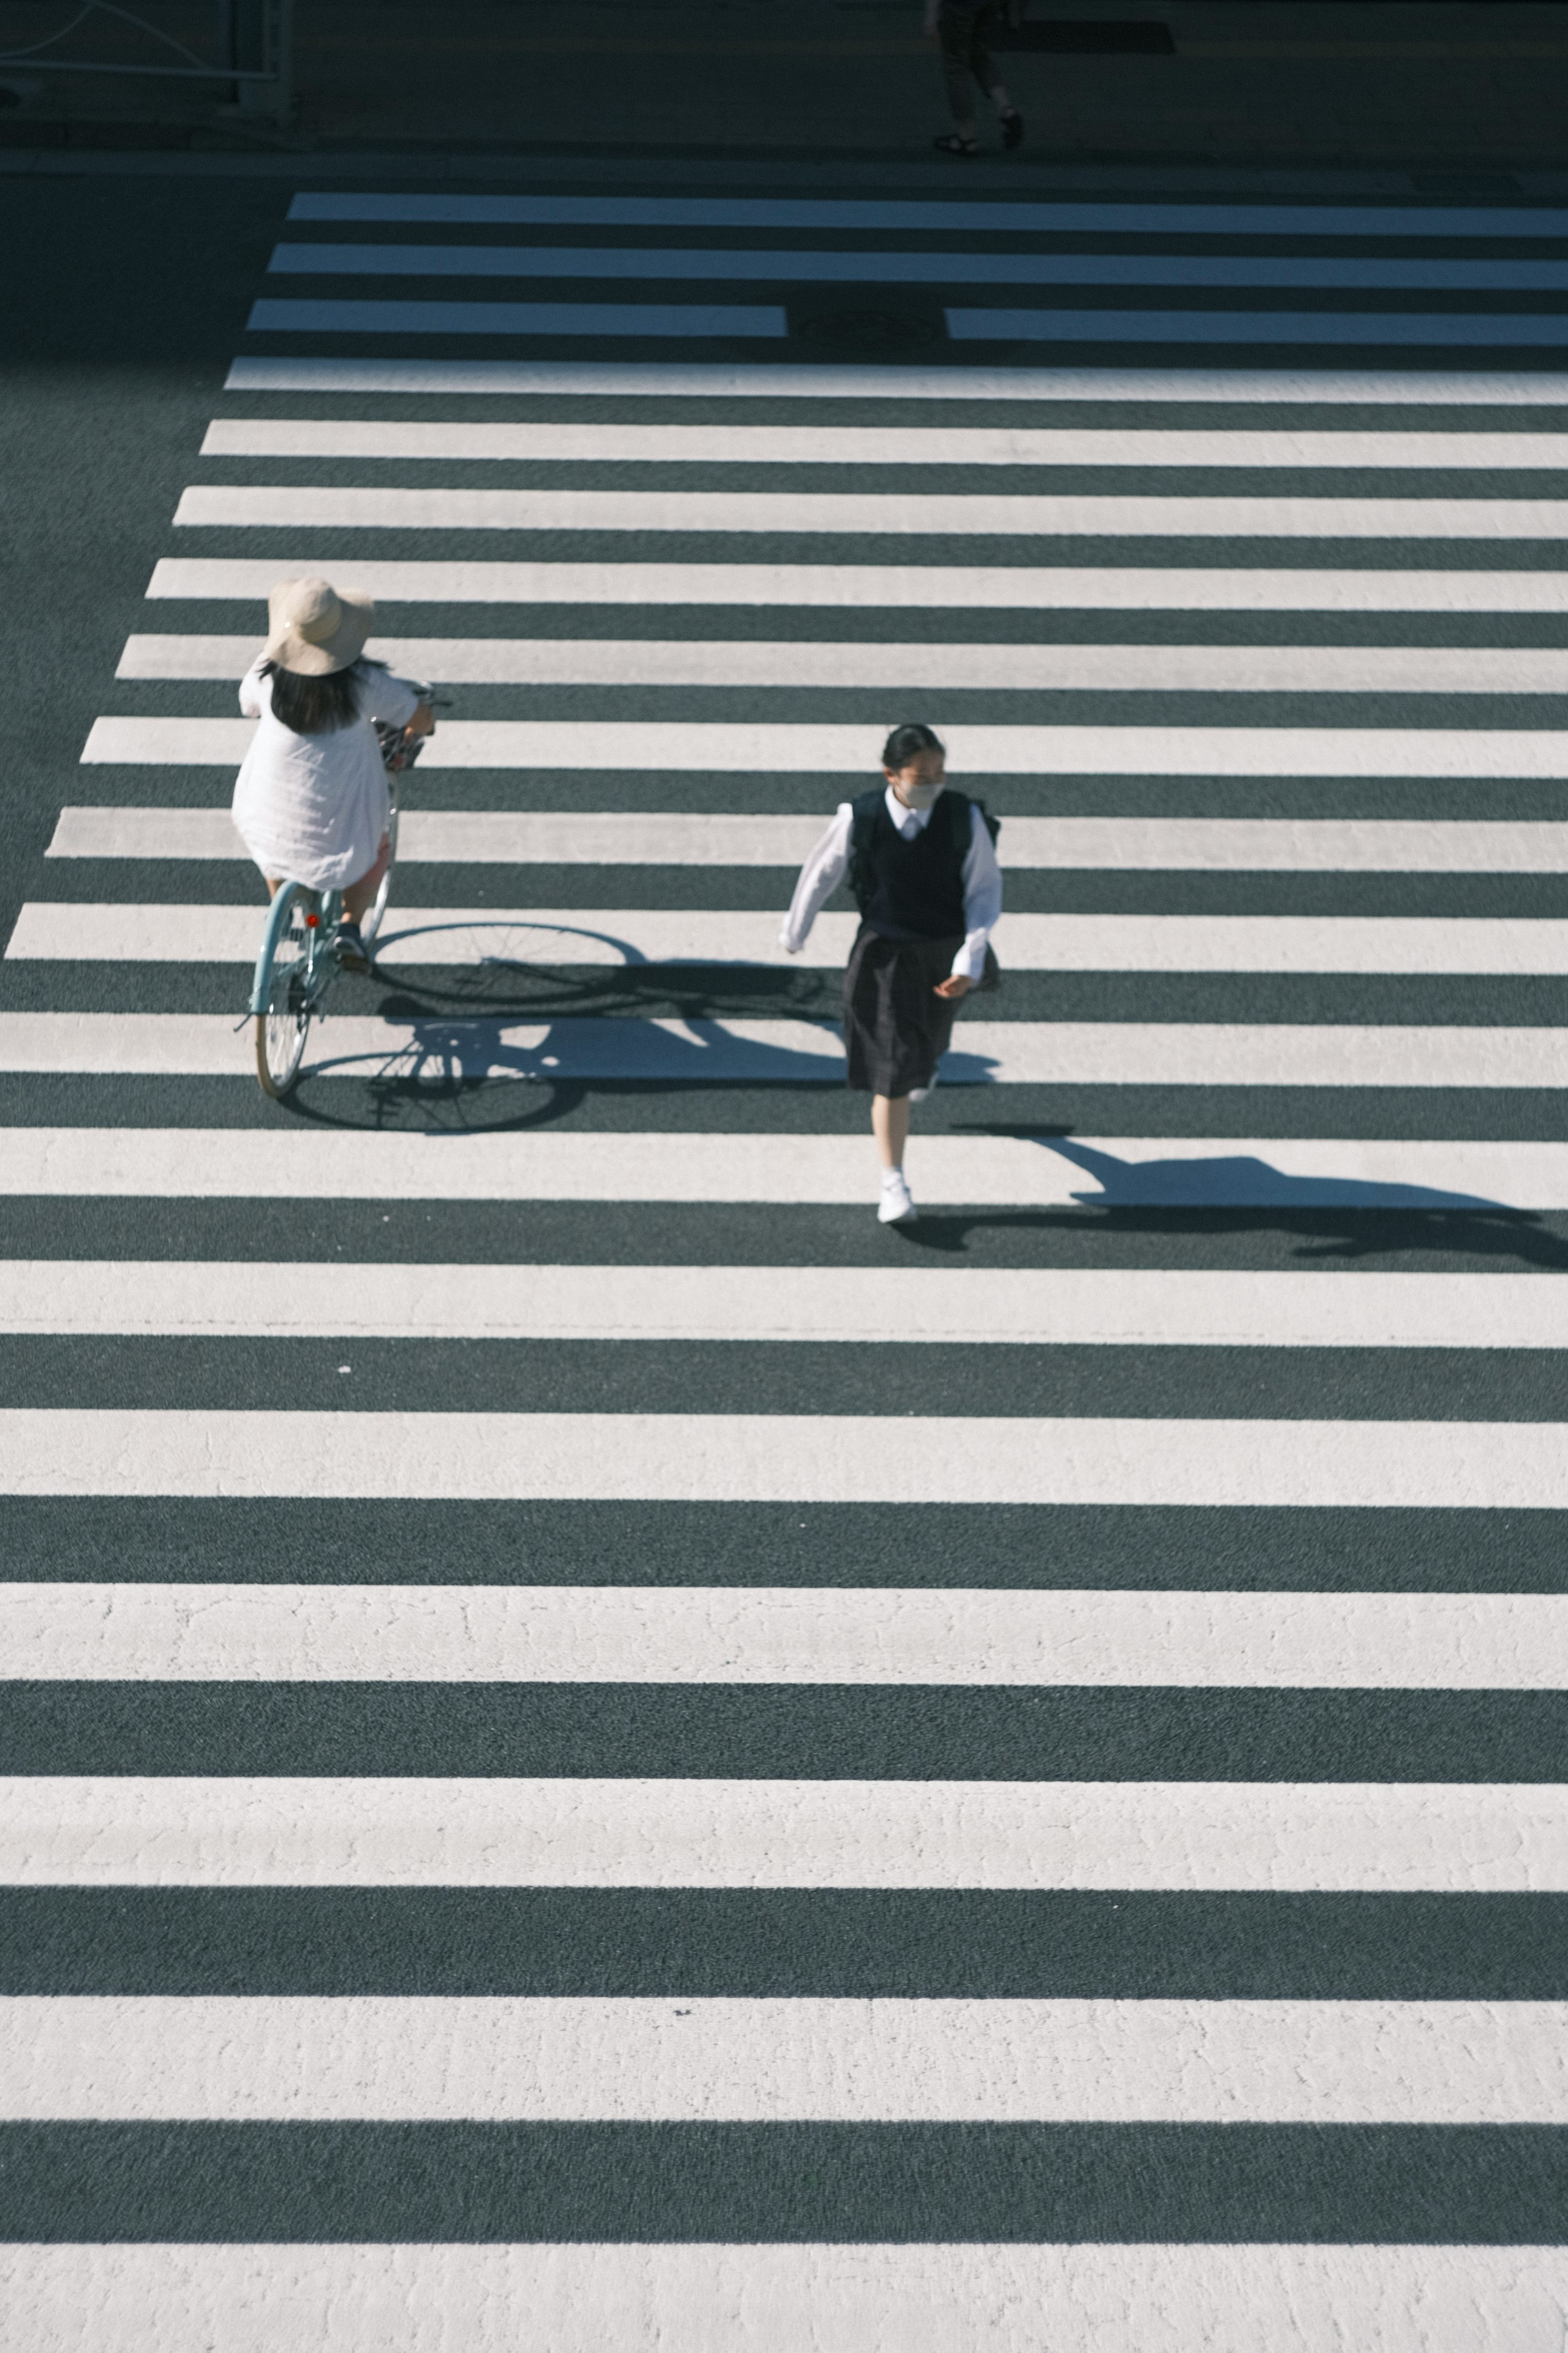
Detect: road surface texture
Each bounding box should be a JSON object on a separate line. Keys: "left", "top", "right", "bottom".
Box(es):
{"left": 1, "top": 158, "right": 1567, "bottom": 2349}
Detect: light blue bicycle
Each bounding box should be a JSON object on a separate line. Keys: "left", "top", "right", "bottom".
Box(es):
{"left": 249, "top": 697, "right": 433, "bottom": 1100}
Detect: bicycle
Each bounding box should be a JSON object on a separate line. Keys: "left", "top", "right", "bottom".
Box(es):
{"left": 249, "top": 692, "right": 438, "bottom": 1101}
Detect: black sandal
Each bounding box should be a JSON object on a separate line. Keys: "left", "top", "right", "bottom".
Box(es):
{"left": 932, "top": 133, "right": 980, "bottom": 156}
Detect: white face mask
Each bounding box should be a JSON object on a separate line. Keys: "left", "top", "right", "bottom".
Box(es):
{"left": 895, "top": 777, "right": 945, "bottom": 812}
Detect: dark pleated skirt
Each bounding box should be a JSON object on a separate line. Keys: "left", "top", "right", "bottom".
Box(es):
{"left": 842, "top": 925, "right": 965, "bottom": 1096}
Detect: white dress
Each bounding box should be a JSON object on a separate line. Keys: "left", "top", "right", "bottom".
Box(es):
{"left": 230, "top": 658, "right": 422, "bottom": 890}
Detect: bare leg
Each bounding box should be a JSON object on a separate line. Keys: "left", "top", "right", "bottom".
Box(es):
{"left": 872, "top": 1093, "right": 912, "bottom": 1170}
{"left": 342, "top": 836, "right": 391, "bottom": 924}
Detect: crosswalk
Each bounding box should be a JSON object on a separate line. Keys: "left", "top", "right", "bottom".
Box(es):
{"left": 6, "top": 181, "right": 1568, "bottom": 2348}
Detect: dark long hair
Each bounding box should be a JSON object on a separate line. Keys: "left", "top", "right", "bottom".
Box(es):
{"left": 261, "top": 656, "right": 383, "bottom": 737}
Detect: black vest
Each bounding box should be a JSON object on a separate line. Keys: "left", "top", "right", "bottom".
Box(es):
{"left": 847, "top": 787, "right": 989, "bottom": 942}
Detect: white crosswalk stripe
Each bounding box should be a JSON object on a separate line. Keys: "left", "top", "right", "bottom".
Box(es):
{"left": 0, "top": 1012, "right": 1558, "bottom": 1083}
{"left": 16, "top": 903, "right": 1568, "bottom": 972}
{"left": 11, "top": 1583, "right": 1567, "bottom": 1683}
{"left": 109, "top": 635, "right": 1568, "bottom": 690}
{"left": 43, "top": 807, "right": 1568, "bottom": 870}
{"left": 76, "top": 716, "right": 1568, "bottom": 774}
{"left": 5, "top": 1261, "right": 1566, "bottom": 1346}
{"left": 167, "top": 482, "right": 1568, "bottom": 532}
{"left": 8, "top": 1774, "right": 1567, "bottom": 1889}
{"left": 146, "top": 555, "right": 1568, "bottom": 608}
{"left": 0, "top": 1127, "right": 1561, "bottom": 1203}
{"left": 6, "top": 2245, "right": 1564, "bottom": 2353}
{"left": 10, "top": 178, "right": 1568, "bottom": 2328}
{"left": 9, "top": 1994, "right": 1567, "bottom": 2121}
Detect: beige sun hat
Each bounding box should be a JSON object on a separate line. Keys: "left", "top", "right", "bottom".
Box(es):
{"left": 264, "top": 576, "right": 374, "bottom": 676}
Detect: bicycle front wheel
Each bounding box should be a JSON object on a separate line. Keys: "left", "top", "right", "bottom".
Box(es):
{"left": 254, "top": 883, "right": 315, "bottom": 1099}
{"left": 361, "top": 784, "right": 399, "bottom": 950}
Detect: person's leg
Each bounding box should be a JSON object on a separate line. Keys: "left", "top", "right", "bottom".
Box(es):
{"left": 936, "top": 1, "right": 979, "bottom": 139}
{"left": 973, "top": 3, "right": 1022, "bottom": 136}
{"left": 872, "top": 1092, "right": 912, "bottom": 1170}
{"left": 341, "top": 836, "right": 390, "bottom": 925}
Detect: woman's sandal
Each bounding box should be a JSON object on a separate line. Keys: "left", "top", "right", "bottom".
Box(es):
{"left": 932, "top": 134, "right": 980, "bottom": 156}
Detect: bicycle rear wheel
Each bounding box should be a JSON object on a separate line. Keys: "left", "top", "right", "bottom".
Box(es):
{"left": 254, "top": 883, "right": 315, "bottom": 1099}
{"left": 361, "top": 781, "right": 400, "bottom": 950}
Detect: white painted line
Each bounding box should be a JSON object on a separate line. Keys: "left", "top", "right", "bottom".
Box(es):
{"left": 0, "top": 1128, "right": 1559, "bottom": 1210}
{"left": 1, "top": 1410, "right": 1565, "bottom": 1505}
{"left": 948, "top": 309, "right": 1568, "bottom": 347}
{"left": 7, "top": 1994, "right": 1566, "bottom": 2124}
{"left": 10, "top": 1262, "right": 1568, "bottom": 1348}
{"left": 247, "top": 298, "right": 788, "bottom": 337}
{"left": 0, "top": 1013, "right": 1559, "bottom": 1087}
{"left": 12, "top": 1583, "right": 1568, "bottom": 1686}
{"left": 169, "top": 482, "right": 1568, "bottom": 535}
{"left": 77, "top": 715, "right": 1568, "bottom": 778}
{"left": 45, "top": 807, "right": 1568, "bottom": 875}
{"left": 7, "top": 1773, "right": 1566, "bottom": 1889}
{"left": 144, "top": 558, "right": 1568, "bottom": 613}
{"left": 285, "top": 192, "right": 1568, "bottom": 237}
{"left": 16, "top": 903, "right": 1568, "bottom": 976}
{"left": 4, "top": 2244, "right": 1563, "bottom": 2353}
{"left": 197, "top": 416, "right": 1568, "bottom": 467}
{"left": 111, "top": 633, "right": 1568, "bottom": 692}
{"left": 267, "top": 243, "right": 1568, "bottom": 294}
{"left": 223, "top": 352, "right": 1568, "bottom": 401}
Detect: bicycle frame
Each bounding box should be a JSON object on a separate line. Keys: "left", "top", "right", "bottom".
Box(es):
{"left": 248, "top": 883, "right": 343, "bottom": 1019}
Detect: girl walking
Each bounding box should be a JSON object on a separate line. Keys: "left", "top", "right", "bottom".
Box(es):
{"left": 781, "top": 724, "right": 1002, "bottom": 1226}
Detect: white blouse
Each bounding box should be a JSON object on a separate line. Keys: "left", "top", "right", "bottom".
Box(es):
{"left": 779, "top": 787, "right": 1003, "bottom": 981}
{"left": 231, "top": 658, "right": 422, "bottom": 890}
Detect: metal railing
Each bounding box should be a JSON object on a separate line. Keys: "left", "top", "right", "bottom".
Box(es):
{"left": 0, "top": 0, "right": 293, "bottom": 122}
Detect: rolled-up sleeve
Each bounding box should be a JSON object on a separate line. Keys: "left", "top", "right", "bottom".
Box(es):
{"left": 952, "top": 803, "right": 1003, "bottom": 980}
{"left": 780, "top": 803, "right": 853, "bottom": 952}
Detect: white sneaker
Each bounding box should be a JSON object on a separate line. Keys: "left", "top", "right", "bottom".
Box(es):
{"left": 878, "top": 1169, "right": 918, "bottom": 1224}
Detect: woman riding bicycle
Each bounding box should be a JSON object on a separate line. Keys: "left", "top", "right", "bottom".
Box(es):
{"left": 232, "top": 575, "right": 434, "bottom": 971}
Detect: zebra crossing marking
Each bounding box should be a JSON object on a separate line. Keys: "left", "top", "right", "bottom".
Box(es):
{"left": 147, "top": 556, "right": 1568, "bottom": 610}
{"left": 109, "top": 636, "right": 1568, "bottom": 691}
{"left": 221, "top": 352, "right": 1568, "bottom": 399}
{"left": 4, "top": 2244, "right": 1563, "bottom": 2353}
{"left": 11, "top": 1583, "right": 1568, "bottom": 1686}
{"left": 248, "top": 297, "right": 790, "bottom": 338}
{"left": 1, "top": 1013, "right": 1559, "bottom": 1085}
{"left": 195, "top": 418, "right": 1568, "bottom": 466}
{"left": 7, "top": 1993, "right": 1566, "bottom": 2123}
{"left": 7, "top": 1774, "right": 1564, "bottom": 1889}
{"left": 18, "top": 903, "right": 1568, "bottom": 973}
{"left": 3, "top": 1409, "right": 1566, "bottom": 1504}
{"left": 0, "top": 1127, "right": 1552, "bottom": 1206}
{"left": 168, "top": 482, "right": 1568, "bottom": 534}
{"left": 284, "top": 191, "right": 1568, "bottom": 234}
{"left": 265, "top": 244, "right": 1568, "bottom": 293}
{"left": 11, "top": 175, "right": 1568, "bottom": 2309}
{"left": 46, "top": 807, "right": 1568, "bottom": 870}
{"left": 8, "top": 1261, "right": 1568, "bottom": 1346}
{"left": 78, "top": 716, "right": 1568, "bottom": 775}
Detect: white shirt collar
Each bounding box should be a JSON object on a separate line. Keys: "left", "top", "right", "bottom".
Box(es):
{"left": 884, "top": 783, "right": 935, "bottom": 836}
